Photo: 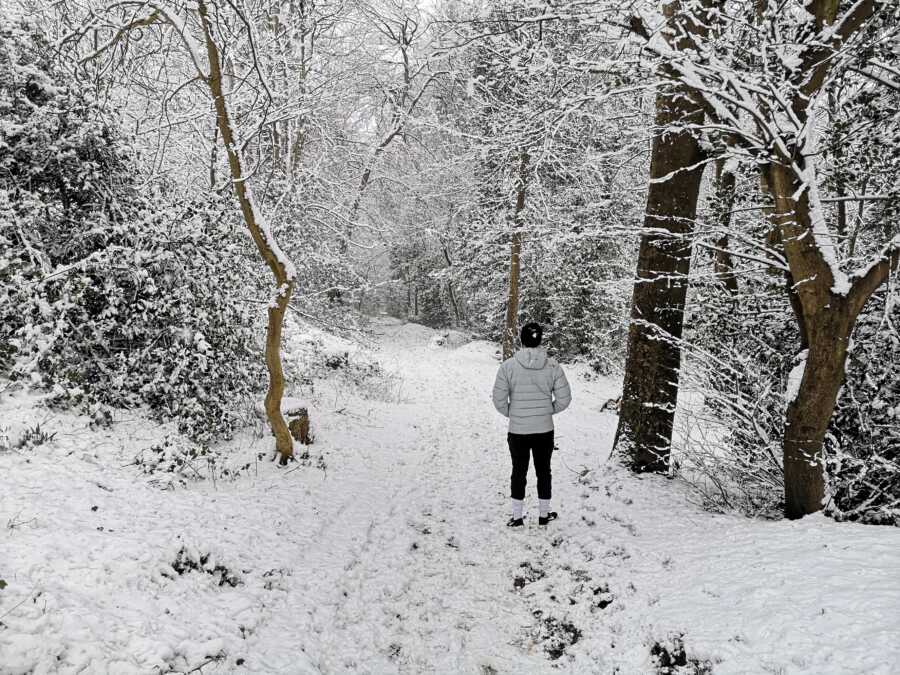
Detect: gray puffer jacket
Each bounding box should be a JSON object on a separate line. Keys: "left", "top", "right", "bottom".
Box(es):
{"left": 492, "top": 348, "right": 572, "bottom": 434}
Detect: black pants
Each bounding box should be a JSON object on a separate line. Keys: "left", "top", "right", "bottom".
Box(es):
{"left": 508, "top": 430, "right": 554, "bottom": 500}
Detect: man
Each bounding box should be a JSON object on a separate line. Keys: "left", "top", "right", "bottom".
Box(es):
{"left": 492, "top": 322, "right": 572, "bottom": 527}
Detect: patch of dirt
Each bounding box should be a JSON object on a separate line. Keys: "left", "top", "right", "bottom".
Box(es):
{"left": 513, "top": 561, "right": 545, "bottom": 590}
{"left": 165, "top": 547, "right": 241, "bottom": 588}
{"left": 592, "top": 583, "right": 614, "bottom": 611}
{"left": 650, "top": 634, "right": 713, "bottom": 674}
{"left": 536, "top": 615, "right": 582, "bottom": 660}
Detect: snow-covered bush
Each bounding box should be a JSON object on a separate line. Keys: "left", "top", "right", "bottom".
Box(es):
{"left": 286, "top": 325, "right": 403, "bottom": 403}
{"left": 828, "top": 291, "right": 900, "bottom": 526}
{"left": 678, "top": 284, "right": 792, "bottom": 517}
{"left": 523, "top": 229, "right": 631, "bottom": 373}
{"left": 0, "top": 19, "right": 264, "bottom": 440}
{"left": 134, "top": 436, "right": 255, "bottom": 488}
{"left": 3, "top": 203, "right": 266, "bottom": 440}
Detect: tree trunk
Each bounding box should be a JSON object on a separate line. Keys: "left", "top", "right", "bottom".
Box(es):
{"left": 447, "top": 281, "right": 461, "bottom": 325}
{"left": 443, "top": 245, "right": 462, "bottom": 325}
{"left": 199, "top": 0, "right": 295, "bottom": 464}
{"left": 783, "top": 338, "right": 850, "bottom": 518}
{"left": 502, "top": 151, "right": 529, "bottom": 360}
{"left": 502, "top": 230, "right": 523, "bottom": 359}
{"left": 614, "top": 42, "right": 707, "bottom": 472}
{"left": 766, "top": 159, "right": 898, "bottom": 518}
{"left": 758, "top": 0, "right": 888, "bottom": 517}
{"left": 767, "top": 163, "right": 839, "bottom": 516}
{"left": 209, "top": 125, "right": 218, "bottom": 189}
{"left": 441, "top": 228, "right": 463, "bottom": 326}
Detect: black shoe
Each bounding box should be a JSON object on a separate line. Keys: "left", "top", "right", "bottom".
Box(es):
{"left": 538, "top": 512, "right": 558, "bottom": 526}
{"left": 506, "top": 517, "right": 524, "bottom": 528}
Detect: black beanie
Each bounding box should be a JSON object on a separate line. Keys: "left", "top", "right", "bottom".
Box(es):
{"left": 521, "top": 322, "right": 543, "bottom": 348}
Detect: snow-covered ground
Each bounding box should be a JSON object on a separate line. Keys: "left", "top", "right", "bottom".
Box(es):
{"left": 2, "top": 319, "right": 899, "bottom": 674}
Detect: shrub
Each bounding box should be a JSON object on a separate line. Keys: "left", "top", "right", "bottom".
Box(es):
{"left": 134, "top": 435, "right": 255, "bottom": 488}
{"left": 0, "top": 19, "right": 264, "bottom": 440}
{"left": 828, "top": 291, "right": 900, "bottom": 526}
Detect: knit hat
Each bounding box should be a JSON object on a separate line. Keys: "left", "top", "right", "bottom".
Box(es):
{"left": 521, "top": 322, "right": 543, "bottom": 348}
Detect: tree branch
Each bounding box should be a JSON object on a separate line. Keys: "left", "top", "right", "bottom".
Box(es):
{"left": 849, "top": 237, "right": 900, "bottom": 315}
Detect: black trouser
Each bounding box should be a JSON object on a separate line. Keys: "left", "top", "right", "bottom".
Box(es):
{"left": 508, "top": 430, "right": 554, "bottom": 500}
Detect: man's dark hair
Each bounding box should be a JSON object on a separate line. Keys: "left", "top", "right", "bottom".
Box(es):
{"left": 521, "top": 322, "right": 543, "bottom": 348}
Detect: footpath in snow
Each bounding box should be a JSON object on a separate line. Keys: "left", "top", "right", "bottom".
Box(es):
{"left": 2, "top": 319, "right": 899, "bottom": 674}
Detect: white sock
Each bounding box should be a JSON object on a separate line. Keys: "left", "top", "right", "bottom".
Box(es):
{"left": 539, "top": 499, "right": 551, "bottom": 518}
{"left": 511, "top": 499, "right": 524, "bottom": 520}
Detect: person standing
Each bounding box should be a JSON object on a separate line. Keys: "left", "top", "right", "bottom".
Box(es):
{"left": 492, "top": 322, "right": 572, "bottom": 527}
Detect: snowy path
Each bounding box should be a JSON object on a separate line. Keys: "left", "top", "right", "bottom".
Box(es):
{"left": 3, "top": 320, "right": 900, "bottom": 674}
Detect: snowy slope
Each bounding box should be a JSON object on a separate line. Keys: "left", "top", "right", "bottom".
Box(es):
{"left": 2, "top": 319, "right": 899, "bottom": 674}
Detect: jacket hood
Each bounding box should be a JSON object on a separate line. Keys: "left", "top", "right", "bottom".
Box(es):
{"left": 515, "top": 347, "right": 548, "bottom": 370}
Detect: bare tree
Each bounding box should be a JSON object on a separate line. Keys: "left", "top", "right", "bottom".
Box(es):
{"left": 343, "top": 1, "right": 447, "bottom": 252}
{"left": 66, "top": 0, "right": 298, "bottom": 463}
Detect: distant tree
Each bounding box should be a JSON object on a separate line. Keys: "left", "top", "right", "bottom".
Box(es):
{"left": 438, "top": 0, "right": 638, "bottom": 361}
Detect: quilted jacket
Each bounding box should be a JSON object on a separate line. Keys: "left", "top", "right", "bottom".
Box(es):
{"left": 492, "top": 348, "right": 572, "bottom": 434}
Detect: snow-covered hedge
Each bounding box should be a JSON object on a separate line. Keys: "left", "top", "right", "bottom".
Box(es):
{"left": 0, "top": 19, "right": 264, "bottom": 440}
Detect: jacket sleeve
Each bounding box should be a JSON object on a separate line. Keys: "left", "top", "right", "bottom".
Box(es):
{"left": 492, "top": 365, "right": 510, "bottom": 417}
{"left": 552, "top": 364, "right": 572, "bottom": 414}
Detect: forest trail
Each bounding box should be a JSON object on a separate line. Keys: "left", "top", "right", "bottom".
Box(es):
{"left": 240, "top": 319, "right": 625, "bottom": 673}
{"left": 2, "top": 320, "right": 900, "bottom": 674}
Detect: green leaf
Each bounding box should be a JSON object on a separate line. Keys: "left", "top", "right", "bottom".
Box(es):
{"left": 0, "top": 579, "right": 7, "bottom": 590}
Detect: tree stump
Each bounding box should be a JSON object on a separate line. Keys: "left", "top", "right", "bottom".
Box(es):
{"left": 256, "top": 397, "right": 313, "bottom": 445}
{"left": 287, "top": 410, "right": 312, "bottom": 445}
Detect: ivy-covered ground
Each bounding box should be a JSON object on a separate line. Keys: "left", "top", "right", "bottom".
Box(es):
{"left": 2, "top": 319, "right": 899, "bottom": 674}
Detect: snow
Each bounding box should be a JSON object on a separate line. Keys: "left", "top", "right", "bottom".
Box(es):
{"left": 786, "top": 349, "right": 809, "bottom": 406}
{"left": 795, "top": 120, "right": 852, "bottom": 296}
{"left": 3, "top": 319, "right": 900, "bottom": 673}
{"left": 428, "top": 330, "right": 471, "bottom": 350}
{"left": 145, "top": 2, "right": 208, "bottom": 81}
{"left": 235, "top": 169, "right": 298, "bottom": 285}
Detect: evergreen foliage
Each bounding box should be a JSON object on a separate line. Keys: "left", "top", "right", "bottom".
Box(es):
{"left": 0, "top": 20, "right": 264, "bottom": 440}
